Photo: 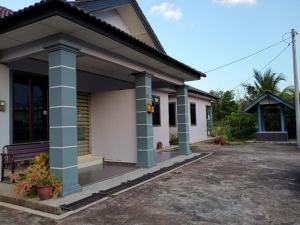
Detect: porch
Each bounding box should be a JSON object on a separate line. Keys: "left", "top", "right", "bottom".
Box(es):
{"left": 0, "top": 0, "right": 205, "bottom": 197}
{"left": 0, "top": 151, "right": 206, "bottom": 216}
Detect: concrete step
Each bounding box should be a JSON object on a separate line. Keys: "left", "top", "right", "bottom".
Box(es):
{"left": 78, "top": 155, "right": 103, "bottom": 169}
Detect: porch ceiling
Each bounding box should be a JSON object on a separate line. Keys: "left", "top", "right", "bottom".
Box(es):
{"left": 0, "top": 8, "right": 203, "bottom": 84}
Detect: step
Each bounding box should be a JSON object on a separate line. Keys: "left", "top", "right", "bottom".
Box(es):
{"left": 78, "top": 155, "right": 103, "bottom": 169}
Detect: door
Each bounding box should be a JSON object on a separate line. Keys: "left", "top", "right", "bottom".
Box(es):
{"left": 77, "top": 93, "right": 91, "bottom": 155}
{"left": 13, "top": 73, "right": 48, "bottom": 143}
{"left": 206, "top": 105, "right": 213, "bottom": 136}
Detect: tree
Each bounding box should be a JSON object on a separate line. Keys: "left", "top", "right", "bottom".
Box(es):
{"left": 209, "top": 90, "right": 238, "bottom": 123}
{"left": 243, "top": 69, "right": 286, "bottom": 100}
{"left": 278, "top": 85, "right": 295, "bottom": 103}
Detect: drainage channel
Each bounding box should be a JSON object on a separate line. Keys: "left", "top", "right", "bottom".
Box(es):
{"left": 61, "top": 153, "right": 209, "bottom": 212}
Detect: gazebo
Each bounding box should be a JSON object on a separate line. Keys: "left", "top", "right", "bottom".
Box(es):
{"left": 244, "top": 91, "right": 295, "bottom": 141}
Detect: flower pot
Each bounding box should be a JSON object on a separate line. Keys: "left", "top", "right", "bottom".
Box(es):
{"left": 37, "top": 185, "right": 52, "bottom": 200}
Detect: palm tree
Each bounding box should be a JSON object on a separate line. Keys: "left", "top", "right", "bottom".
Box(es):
{"left": 278, "top": 85, "right": 295, "bottom": 103}
{"left": 243, "top": 69, "right": 286, "bottom": 100}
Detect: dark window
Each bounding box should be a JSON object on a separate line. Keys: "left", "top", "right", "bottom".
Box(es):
{"left": 13, "top": 73, "right": 48, "bottom": 143}
{"left": 152, "top": 96, "right": 161, "bottom": 126}
{"left": 190, "top": 103, "right": 197, "bottom": 126}
{"left": 169, "top": 102, "right": 176, "bottom": 126}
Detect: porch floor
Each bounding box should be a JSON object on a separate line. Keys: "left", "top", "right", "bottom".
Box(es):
{"left": 78, "top": 151, "right": 180, "bottom": 186}
{"left": 79, "top": 163, "right": 136, "bottom": 186}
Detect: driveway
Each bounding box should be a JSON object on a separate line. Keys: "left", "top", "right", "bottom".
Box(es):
{"left": 1, "top": 143, "right": 300, "bottom": 225}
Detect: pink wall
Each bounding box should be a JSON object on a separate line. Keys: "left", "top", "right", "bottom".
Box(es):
{"left": 91, "top": 89, "right": 137, "bottom": 163}
{"left": 169, "top": 95, "right": 211, "bottom": 143}
{"left": 153, "top": 90, "right": 170, "bottom": 149}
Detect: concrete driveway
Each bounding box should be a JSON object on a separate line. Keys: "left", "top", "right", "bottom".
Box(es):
{"left": 0, "top": 142, "right": 300, "bottom": 225}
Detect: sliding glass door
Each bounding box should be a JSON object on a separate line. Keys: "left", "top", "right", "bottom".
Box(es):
{"left": 13, "top": 73, "right": 48, "bottom": 143}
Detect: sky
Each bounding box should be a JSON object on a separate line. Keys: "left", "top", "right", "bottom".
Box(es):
{"left": 1, "top": 0, "right": 300, "bottom": 95}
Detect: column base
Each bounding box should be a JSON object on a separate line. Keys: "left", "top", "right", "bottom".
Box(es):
{"left": 137, "top": 150, "right": 156, "bottom": 168}
{"left": 61, "top": 184, "right": 82, "bottom": 197}
{"left": 179, "top": 143, "right": 192, "bottom": 155}
{"left": 51, "top": 166, "right": 81, "bottom": 197}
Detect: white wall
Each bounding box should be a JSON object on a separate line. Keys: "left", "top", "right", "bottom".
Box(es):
{"left": 0, "top": 64, "right": 10, "bottom": 178}
{"left": 153, "top": 91, "right": 170, "bottom": 149}
{"left": 95, "top": 10, "right": 132, "bottom": 34}
{"left": 189, "top": 96, "right": 210, "bottom": 143}
{"left": 91, "top": 89, "right": 137, "bottom": 163}
{"left": 169, "top": 95, "right": 211, "bottom": 143}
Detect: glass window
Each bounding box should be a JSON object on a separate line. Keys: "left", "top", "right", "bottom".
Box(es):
{"left": 152, "top": 96, "right": 161, "bottom": 126}
{"left": 169, "top": 102, "right": 176, "bottom": 126}
{"left": 13, "top": 73, "right": 48, "bottom": 143}
{"left": 190, "top": 103, "right": 197, "bottom": 126}
{"left": 13, "top": 76, "right": 30, "bottom": 143}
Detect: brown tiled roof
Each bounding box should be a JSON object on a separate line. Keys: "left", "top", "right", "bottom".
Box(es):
{"left": 0, "top": 6, "right": 13, "bottom": 18}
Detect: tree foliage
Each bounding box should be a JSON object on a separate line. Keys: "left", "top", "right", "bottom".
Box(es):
{"left": 243, "top": 69, "right": 286, "bottom": 100}
{"left": 225, "top": 112, "right": 257, "bottom": 139}
{"left": 209, "top": 90, "right": 238, "bottom": 122}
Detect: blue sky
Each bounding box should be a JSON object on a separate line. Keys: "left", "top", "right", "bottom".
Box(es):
{"left": 1, "top": 0, "right": 300, "bottom": 94}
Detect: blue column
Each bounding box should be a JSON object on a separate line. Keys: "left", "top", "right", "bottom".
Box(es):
{"left": 176, "top": 86, "right": 191, "bottom": 155}
{"left": 134, "top": 72, "right": 156, "bottom": 168}
{"left": 280, "top": 105, "right": 286, "bottom": 132}
{"left": 47, "top": 44, "right": 81, "bottom": 196}
{"left": 261, "top": 106, "right": 266, "bottom": 131}
{"left": 257, "top": 104, "right": 262, "bottom": 132}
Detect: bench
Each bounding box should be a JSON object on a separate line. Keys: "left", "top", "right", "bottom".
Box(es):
{"left": 1, "top": 142, "right": 49, "bottom": 182}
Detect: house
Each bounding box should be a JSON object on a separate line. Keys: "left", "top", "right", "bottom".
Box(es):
{"left": 244, "top": 91, "right": 295, "bottom": 141}
{"left": 0, "top": 0, "right": 213, "bottom": 196}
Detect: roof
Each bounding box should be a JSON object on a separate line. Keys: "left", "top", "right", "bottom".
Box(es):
{"left": 0, "top": 0, "right": 205, "bottom": 79}
{"left": 73, "top": 0, "right": 166, "bottom": 53}
{"left": 243, "top": 91, "right": 295, "bottom": 113}
{"left": 187, "top": 86, "right": 219, "bottom": 101}
{"left": 0, "top": 6, "right": 13, "bottom": 18}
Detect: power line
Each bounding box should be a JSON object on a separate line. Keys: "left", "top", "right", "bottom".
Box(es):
{"left": 230, "top": 42, "right": 291, "bottom": 91}
{"left": 204, "top": 36, "right": 291, "bottom": 74}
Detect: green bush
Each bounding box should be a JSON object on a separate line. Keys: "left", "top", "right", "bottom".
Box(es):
{"left": 225, "top": 112, "right": 256, "bottom": 139}
{"left": 169, "top": 134, "right": 179, "bottom": 145}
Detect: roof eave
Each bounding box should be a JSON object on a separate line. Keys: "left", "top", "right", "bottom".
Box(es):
{"left": 0, "top": 0, "right": 205, "bottom": 80}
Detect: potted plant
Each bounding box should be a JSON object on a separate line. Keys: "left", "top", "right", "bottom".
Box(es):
{"left": 36, "top": 174, "right": 61, "bottom": 200}
{"left": 10, "top": 153, "right": 62, "bottom": 200}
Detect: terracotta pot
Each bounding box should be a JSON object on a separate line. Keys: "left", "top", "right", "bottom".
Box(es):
{"left": 37, "top": 185, "right": 52, "bottom": 200}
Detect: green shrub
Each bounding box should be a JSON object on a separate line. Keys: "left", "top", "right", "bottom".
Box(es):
{"left": 169, "top": 134, "right": 179, "bottom": 145}
{"left": 225, "top": 112, "right": 256, "bottom": 139}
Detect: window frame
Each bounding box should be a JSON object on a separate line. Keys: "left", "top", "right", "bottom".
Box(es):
{"left": 190, "top": 102, "right": 197, "bottom": 126}
{"left": 152, "top": 95, "right": 161, "bottom": 126}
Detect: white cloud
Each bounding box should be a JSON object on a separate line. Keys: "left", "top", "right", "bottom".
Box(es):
{"left": 213, "top": 0, "right": 256, "bottom": 6}
{"left": 150, "top": 3, "right": 182, "bottom": 21}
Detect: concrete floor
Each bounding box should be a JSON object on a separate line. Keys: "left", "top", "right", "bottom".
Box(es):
{"left": 79, "top": 163, "right": 136, "bottom": 186}
{"left": 1, "top": 142, "right": 300, "bottom": 225}
{"left": 79, "top": 151, "right": 180, "bottom": 186}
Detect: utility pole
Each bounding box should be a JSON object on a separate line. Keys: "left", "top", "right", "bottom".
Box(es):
{"left": 291, "top": 29, "right": 300, "bottom": 148}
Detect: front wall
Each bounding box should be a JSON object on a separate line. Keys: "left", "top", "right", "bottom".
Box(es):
{"left": 189, "top": 96, "right": 210, "bottom": 143}
{"left": 153, "top": 91, "right": 170, "bottom": 149}
{"left": 91, "top": 89, "right": 137, "bottom": 163}
{"left": 0, "top": 64, "right": 10, "bottom": 149}
{"left": 0, "top": 64, "right": 10, "bottom": 178}
{"left": 169, "top": 96, "right": 211, "bottom": 143}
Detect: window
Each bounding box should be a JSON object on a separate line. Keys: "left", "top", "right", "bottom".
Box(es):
{"left": 152, "top": 96, "right": 161, "bottom": 126}
{"left": 169, "top": 103, "right": 176, "bottom": 126}
{"left": 190, "top": 103, "right": 197, "bottom": 126}
{"left": 13, "top": 73, "right": 48, "bottom": 143}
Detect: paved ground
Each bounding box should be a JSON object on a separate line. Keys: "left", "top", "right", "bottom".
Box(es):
{"left": 1, "top": 142, "right": 300, "bottom": 225}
